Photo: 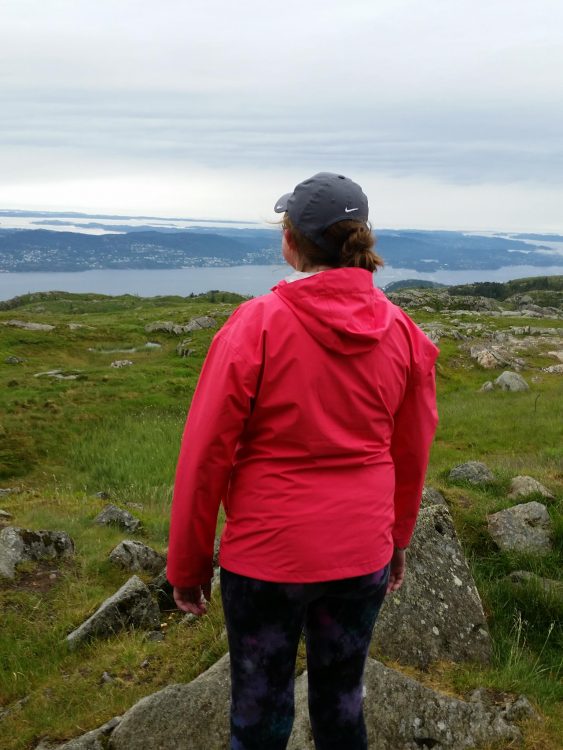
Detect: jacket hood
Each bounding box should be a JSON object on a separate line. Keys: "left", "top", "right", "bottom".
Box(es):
{"left": 272, "top": 267, "right": 397, "bottom": 354}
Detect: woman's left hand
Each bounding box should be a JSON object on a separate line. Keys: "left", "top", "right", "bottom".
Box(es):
{"left": 173, "top": 581, "right": 212, "bottom": 616}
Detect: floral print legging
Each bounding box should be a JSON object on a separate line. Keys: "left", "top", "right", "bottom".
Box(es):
{"left": 220, "top": 564, "right": 389, "bottom": 750}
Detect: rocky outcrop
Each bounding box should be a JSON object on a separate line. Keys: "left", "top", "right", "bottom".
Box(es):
{"left": 508, "top": 475, "right": 555, "bottom": 500}
{"left": 94, "top": 504, "right": 141, "bottom": 533}
{"left": 0, "top": 509, "right": 13, "bottom": 521}
{"left": 110, "top": 360, "right": 133, "bottom": 368}
{"left": 2, "top": 319, "right": 55, "bottom": 331}
{"left": 373, "top": 505, "right": 492, "bottom": 668}
{"left": 183, "top": 316, "right": 217, "bottom": 332}
{"left": 66, "top": 576, "right": 160, "bottom": 649}
{"left": 61, "top": 653, "right": 532, "bottom": 750}
{"left": 109, "top": 541, "right": 166, "bottom": 574}
{"left": 4, "top": 355, "right": 24, "bottom": 364}
{"left": 0, "top": 527, "right": 74, "bottom": 580}
{"left": 144, "top": 317, "right": 216, "bottom": 336}
{"left": 34, "top": 369, "right": 84, "bottom": 380}
{"left": 449, "top": 461, "right": 494, "bottom": 486}
{"left": 488, "top": 502, "right": 553, "bottom": 554}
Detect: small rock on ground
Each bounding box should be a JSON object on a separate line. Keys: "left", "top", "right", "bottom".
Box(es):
{"left": 488, "top": 501, "right": 553, "bottom": 555}
{"left": 494, "top": 371, "right": 529, "bottom": 391}
{"left": 94, "top": 504, "right": 141, "bottom": 532}
{"left": 109, "top": 540, "right": 166, "bottom": 574}
{"left": 449, "top": 461, "right": 494, "bottom": 485}
{"left": 508, "top": 475, "right": 555, "bottom": 500}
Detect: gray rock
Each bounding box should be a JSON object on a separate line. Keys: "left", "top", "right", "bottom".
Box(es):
{"left": 4, "top": 355, "right": 24, "bottom": 364}
{"left": 508, "top": 475, "right": 555, "bottom": 500}
{"left": 373, "top": 505, "right": 492, "bottom": 668}
{"left": 105, "top": 652, "right": 527, "bottom": 750}
{"left": 543, "top": 363, "right": 563, "bottom": 374}
{"left": 176, "top": 340, "right": 196, "bottom": 357}
{"left": 421, "top": 486, "right": 447, "bottom": 507}
{"left": 504, "top": 570, "right": 563, "bottom": 599}
{"left": 54, "top": 717, "right": 121, "bottom": 749}
{"left": 0, "top": 487, "right": 20, "bottom": 496}
{"left": 145, "top": 317, "right": 216, "bottom": 336}
{"left": 109, "top": 541, "right": 166, "bottom": 574}
{"left": 494, "top": 371, "right": 529, "bottom": 392}
{"left": 34, "top": 369, "right": 83, "bottom": 380}
{"left": 66, "top": 575, "right": 160, "bottom": 649}
{"left": 110, "top": 654, "right": 231, "bottom": 749}
{"left": 183, "top": 316, "right": 217, "bottom": 332}
{"left": 144, "top": 320, "right": 186, "bottom": 335}
{"left": 0, "top": 527, "right": 74, "bottom": 580}
{"left": 449, "top": 461, "right": 494, "bottom": 485}
{"left": 148, "top": 568, "right": 175, "bottom": 609}
{"left": 479, "top": 380, "right": 494, "bottom": 392}
{"left": 94, "top": 504, "right": 141, "bottom": 532}
{"left": 488, "top": 501, "right": 553, "bottom": 554}
{"left": 0, "top": 509, "right": 13, "bottom": 520}
{"left": 110, "top": 359, "right": 133, "bottom": 368}
{"left": 470, "top": 347, "right": 503, "bottom": 369}
{"left": 2, "top": 319, "right": 55, "bottom": 331}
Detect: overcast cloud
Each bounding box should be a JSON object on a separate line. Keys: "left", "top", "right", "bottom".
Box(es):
{"left": 1, "top": 0, "right": 562, "bottom": 230}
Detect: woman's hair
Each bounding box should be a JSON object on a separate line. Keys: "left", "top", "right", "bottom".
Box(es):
{"left": 282, "top": 215, "right": 383, "bottom": 272}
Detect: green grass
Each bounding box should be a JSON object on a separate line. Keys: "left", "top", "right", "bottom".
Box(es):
{"left": 0, "top": 289, "right": 562, "bottom": 748}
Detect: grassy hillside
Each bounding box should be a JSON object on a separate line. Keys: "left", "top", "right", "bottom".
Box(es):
{"left": 0, "top": 287, "right": 561, "bottom": 749}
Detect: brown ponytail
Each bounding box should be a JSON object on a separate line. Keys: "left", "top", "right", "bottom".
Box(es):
{"left": 282, "top": 216, "right": 383, "bottom": 273}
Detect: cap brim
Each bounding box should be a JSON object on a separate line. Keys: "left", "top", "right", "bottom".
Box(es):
{"left": 273, "top": 193, "right": 292, "bottom": 213}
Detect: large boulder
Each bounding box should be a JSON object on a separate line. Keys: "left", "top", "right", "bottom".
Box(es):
{"left": 66, "top": 575, "right": 160, "bottom": 649}
{"left": 488, "top": 502, "right": 553, "bottom": 554}
{"left": 494, "top": 371, "right": 529, "bottom": 392}
{"left": 94, "top": 504, "right": 141, "bottom": 533}
{"left": 0, "top": 527, "right": 74, "bottom": 580}
{"left": 71, "top": 653, "right": 531, "bottom": 750}
{"left": 421, "top": 486, "right": 447, "bottom": 508}
{"left": 449, "top": 461, "right": 494, "bottom": 486}
{"left": 373, "top": 505, "right": 492, "bottom": 668}
{"left": 508, "top": 475, "right": 555, "bottom": 500}
{"left": 45, "top": 718, "right": 121, "bottom": 749}
{"left": 290, "top": 659, "right": 530, "bottom": 750}
{"left": 109, "top": 541, "right": 166, "bottom": 574}
{"left": 110, "top": 654, "right": 231, "bottom": 749}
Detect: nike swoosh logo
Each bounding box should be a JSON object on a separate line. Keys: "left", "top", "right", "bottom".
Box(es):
{"left": 275, "top": 205, "right": 285, "bottom": 211}
{"left": 344, "top": 207, "right": 359, "bottom": 213}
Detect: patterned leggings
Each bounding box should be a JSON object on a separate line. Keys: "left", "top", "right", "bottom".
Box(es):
{"left": 220, "top": 565, "right": 389, "bottom": 750}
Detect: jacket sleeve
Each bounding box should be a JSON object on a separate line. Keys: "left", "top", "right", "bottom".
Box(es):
{"left": 167, "top": 328, "right": 260, "bottom": 588}
{"left": 390, "top": 337, "right": 439, "bottom": 549}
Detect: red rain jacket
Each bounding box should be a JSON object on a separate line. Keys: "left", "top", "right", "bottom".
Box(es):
{"left": 167, "top": 268, "right": 439, "bottom": 587}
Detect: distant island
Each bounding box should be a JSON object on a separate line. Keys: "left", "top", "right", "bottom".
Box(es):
{"left": 1, "top": 210, "right": 562, "bottom": 273}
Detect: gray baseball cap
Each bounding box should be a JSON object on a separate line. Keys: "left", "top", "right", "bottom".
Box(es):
{"left": 274, "top": 172, "right": 369, "bottom": 252}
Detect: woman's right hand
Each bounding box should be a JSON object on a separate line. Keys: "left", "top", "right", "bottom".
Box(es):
{"left": 173, "top": 581, "right": 212, "bottom": 616}
{"left": 386, "top": 548, "right": 406, "bottom": 593}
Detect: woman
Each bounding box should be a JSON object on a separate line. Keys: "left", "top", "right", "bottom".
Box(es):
{"left": 167, "top": 172, "right": 439, "bottom": 750}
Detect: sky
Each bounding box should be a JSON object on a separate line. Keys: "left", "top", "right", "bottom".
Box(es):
{"left": 1, "top": 0, "right": 562, "bottom": 232}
